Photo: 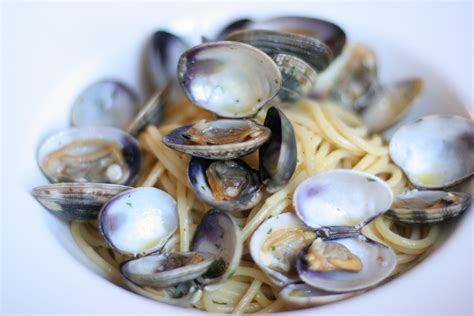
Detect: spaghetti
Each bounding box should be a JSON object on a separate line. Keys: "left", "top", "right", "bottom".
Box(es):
{"left": 71, "top": 98, "right": 439, "bottom": 313}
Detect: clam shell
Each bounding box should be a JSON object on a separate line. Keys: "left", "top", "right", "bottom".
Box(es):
{"left": 37, "top": 127, "right": 141, "bottom": 186}
{"left": 70, "top": 79, "right": 140, "bottom": 130}
{"left": 250, "top": 212, "right": 310, "bottom": 287}
{"left": 99, "top": 187, "right": 178, "bottom": 256}
{"left": 293, "top": 169, "right": 393, "bottom": 230}
{"left": 178, "top": 41, "right": 281, "bottom": 118}
{"left": 389, "top": 115, "right": 474, "bottom": 189}
{"left": 259, "top": 106, "right": 297, "bottom": 193}
{"left": 120, "top": 252, "right": 214, "bottom": 288}
{"left": 245, "top": 16, "right": 346, "bottom": 57}
{"left": 191, "top": 209, "right": 242, "bottom": 290}
{"left": 188, "top": 157, "right": 263, "bottom": 212}
{"left": 279, "top": 283, "right": 363, "bottom": 308}
{"left": 32, "top": 182, "right": 131, "bottom": 221}
{"left": 386, "top": 190, "right": 472, "bottom": 224}
{"left": 297, "top": 236, "right": 397, "bottom": 293}
{"left": 162, "top": 120, "right": 271, "bottom": 160}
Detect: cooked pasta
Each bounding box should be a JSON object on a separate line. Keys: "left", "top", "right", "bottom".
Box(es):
{"left": 71, "top": 97, "right": 439, "bottom": 313}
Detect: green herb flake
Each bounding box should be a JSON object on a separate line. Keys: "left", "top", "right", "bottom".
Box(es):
{"left": 126, "top": 202, "right": 133, "bottom": 208}
{"left": 191, "top": 176, "right": 198, "bottom": 184}
{"left": 271, "top": 245, "right": 276, "bottom": 251}
{"left": 201, "top": 185, "right": 206, "bottom": 191}
{"left": 366, "top": 177, "right": 376, "bottom": 182}
{"left": 202, "top": 258, "right": 227, "bottom": 279}
{"left": 267, "top": 228, "right": 273, "bottom": 235}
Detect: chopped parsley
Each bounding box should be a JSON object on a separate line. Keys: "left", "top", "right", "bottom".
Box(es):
{"left": 267, "top": 228, "right": 273, "bottom": 234}
{"left": 126, "top": 202, "right": 133, "bottom": 208}
{"left": 202, "top": 258, "right": 227, "bottom": 279}
{"left": 366, "top": 177, "right": 376, "bottom": 182}
{"left": 271, "top": 245, "right": 276, "bottom": 251}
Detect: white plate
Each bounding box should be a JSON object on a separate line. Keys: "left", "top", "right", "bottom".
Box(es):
{"left": 1, "top": 1, "right": 473, "bottom": 315}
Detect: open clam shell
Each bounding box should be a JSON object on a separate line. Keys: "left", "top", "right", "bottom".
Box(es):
{"left": 37, "top": 127, "right": 141, "bottom": 186}
{"left": 279, "top": 283, "right": 363, "bottom": 308}
{"left": 389, "top": 115, "right": 474, "bottom": 189}
{"left": 122, "top": 279, "right": 202, "bottom": 307}
{"left": 259, "top": 106, "right": 297, "bottom": 193}
{"left": 386, "top": 190, "right": 472, "bottom": 224}
{"left": 293, "top": 169, "right": 393, "bottom": 231}
{"left": 148, "top": 30, "right": 189, "bottom": 100}
{"left": 178, "top": 41, "right": 281, "bottom": 118}
{"left": 245, "top": 16, "right": 346, "bottom": 57}
{"left": 162, "top": 119, "right": 271, "bottom": 160}
{"left": 188, "top": 157, "right": 263, "bottom": 212}
{"left": 191, "top": 209, "right": 242, "bottom": 290}
{"left": 360, "top": 78, "right": 424, "bottom": 133}
{"left": 250, "top": 212, "right": 314, "bottom": 287}
{"left": 297, "top": 236, "right": 397, "bottom": 293}
{"left": 99, "top": 187, "right": 178, "bottom": 256}
{"left": 70, "top": 79, "right": 140, "bottom": 130}
{"left": 32, "top": 182, "right": 131, "bottom": 221}
{"left": 120, "top": 252, "right": 215, "bottom": 288}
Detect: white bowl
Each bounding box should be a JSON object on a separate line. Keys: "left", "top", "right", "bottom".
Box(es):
{"left": 2, "top": 1, "right": 472, "bottom": 315}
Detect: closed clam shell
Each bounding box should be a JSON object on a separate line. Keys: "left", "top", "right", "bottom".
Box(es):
{"left": 389, "top": 115, "right": 474, "bottom": 189}
{"left": 32, "top": 182, "right": 131, "bottom": 221}
{"left": 386, "top": 190, "right": 472, "bottom": 224}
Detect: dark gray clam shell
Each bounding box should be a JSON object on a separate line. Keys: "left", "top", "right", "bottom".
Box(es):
{"left": 37, "top": 127, "right": 141, "bottom": 186}
{"left": 126, "top": 84, "right": 172, "bottom": 136}
{"left": 225, "top": 29, "right": 332, "bottom": 102}
{"left": 32, "top": 182, "right": 131, "bottom": 221}
{"left": 148, "top": 30, "right": 188, "bottom": 97}
{"left": 226, "top": 29, "right": 333, "bottom": 74}
{"left": 385, "top": 190, "right": 472, "bottom": 224}
{"left": 259, "top": 106, "right": 297, "bottom": 193}
{"left": 297, "top": 236, "right": 396, "bottom": 293}
{"left": 162, "top": 120, "right": 271, "bottom": 160}
{"left": 188, "top": 157, "right": 263, "bottom": 212}
{"left": 215, "top": 18, "right": 253, "bottom": 40}
{"left": 191, "top": 209, "right": 242, "bottom": 290}
{"left": 70, "top": 79, "right": 140, "bottom": 130}
{"left": 120, "top": 252, "right": 214, "bottom": 288}
{"left": 245, "top": 16, "right": 346, "bottom": 57}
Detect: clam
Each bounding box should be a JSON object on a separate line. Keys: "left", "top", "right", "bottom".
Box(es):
{"left": 279, "top": 283, "right": 362, "bottom": 308}
{"left": 215, "top": 18, "right": 253, "bottom": 40}
{"left": 259, "top": 106, "right": 297, "bottom": 192}
{"left": 389, "top": 115, "right": 474, "bottom": 189}
{"left": 162, "top": 119, "right": 271, "bottom": 160}
{"left": 191, "top": 209, "right": 242, "bottom": 290}
{"left": 32, "top": 182, "right": 131, "bottom": 221}
{"left": 188, "top": 157, "right": 263, "bottom": 212}
{"left": 250, "top": 212, "right": 315, "bottom": 287}
{"left": 99, "top": 187, "right": 178, "bottom": 256}
{"left": 293, "top": 169, "right": 393, "bottom": 231}
{"left": 290, "top": 169, "right": 397, "bottom": 292}
{"left": 70, "top": 79, "right": 140, "bottom": 130}
{"left": 386, "top": 189, "right": 472, "bottom": 224}
{"left": 122, "top": 279, "right": 202, "bottom": 307}
{"left": 126, "top": 84, "right": 172, "bottom": 136}
{"left": 177, "top": 41, "right": 281, "bottom": 118}
{"left": 245, "top": 16, "right": 346, "bottom": 57}
{"left": 226, "top": 29, "right": 332, "bottom": 102}
{"left": 360, "top": 78, "right": 424, "bottom": 132}
{"left": 120, "top": 252, "right": 215, "bottom": 288}
{"left": 297, "top": 236, "right": 397, "bottom": 293}
{"left": 37, "top": 127, "right": 141, "bottom": 185}
{"left": 315, "top": 43, "right": 378, "bottom": 109}
{"left": 148, "top": 30, "right": 189, "bottom": 101}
